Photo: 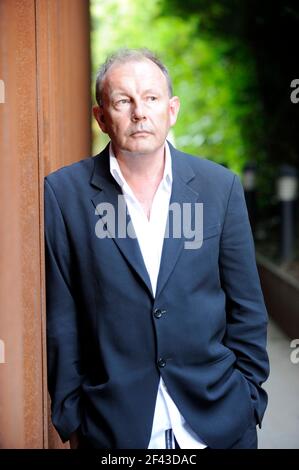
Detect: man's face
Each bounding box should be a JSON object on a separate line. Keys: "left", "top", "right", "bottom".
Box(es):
{"left": 93, "top": 59, "right": 180, "bottom": 157}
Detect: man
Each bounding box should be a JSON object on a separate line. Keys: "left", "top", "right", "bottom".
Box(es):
{"left": 45, "top": 48, "right": 269, "bottom": 449}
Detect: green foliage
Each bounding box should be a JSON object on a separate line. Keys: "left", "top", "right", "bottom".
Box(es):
{"left": 161, "top": 0, "right": 299, "bottom": 215}
{"left": 90, "top": 0, "right": 262, "bottom": 174}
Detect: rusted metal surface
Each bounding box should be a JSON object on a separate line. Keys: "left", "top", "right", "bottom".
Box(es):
{"left": 36, "top": 0, "right": 92, "bottom": 176}
{"left": 0, "top": 0, "right": 91, "bottom": 449}
{"left": 0, "top": 0, "right": 42, "bottom": 449}
{"left": 35, "top": 0, "right": 91, "bottom": 449}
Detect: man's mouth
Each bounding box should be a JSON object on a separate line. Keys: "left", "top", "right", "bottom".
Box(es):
{"left": 130, "top": 130, "right": 152, "bottom": 136}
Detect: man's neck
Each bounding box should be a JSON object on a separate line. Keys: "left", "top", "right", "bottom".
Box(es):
{"left": 113, "top": 145, "right": 165, "bottom": 186}
{"left": 113, "top": 144, "right": 166, "bottom": 220}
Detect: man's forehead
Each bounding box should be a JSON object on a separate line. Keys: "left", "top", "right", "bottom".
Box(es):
{"left": 103, "top": 58, "right": 167, "bottom": 89}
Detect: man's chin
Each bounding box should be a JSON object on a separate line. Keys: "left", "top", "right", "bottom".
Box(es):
{"left": 125, "top": 149, "right": 153, "bottom": 157}
{"left": 120, "top": 142, "right": 164, "bottom": 157}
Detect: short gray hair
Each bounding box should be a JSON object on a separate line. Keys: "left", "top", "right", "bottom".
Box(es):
{"left": 95, "top": 48, "right": 174, "bottom": 106}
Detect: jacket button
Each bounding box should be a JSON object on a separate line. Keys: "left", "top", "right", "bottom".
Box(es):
{"left": 153, "top": 308, "right": 162, "bottom": 318}
{"left": 153, "top": 308, "right": 166, "bottom": 319}
{"left": 157, "top": 358, "right": 166, "bottom": 368}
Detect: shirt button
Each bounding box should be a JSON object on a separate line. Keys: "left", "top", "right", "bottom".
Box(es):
{"left": 157, "top": 358, "right": 166, "bottom": 368}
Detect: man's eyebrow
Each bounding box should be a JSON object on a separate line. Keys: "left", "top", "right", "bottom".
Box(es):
{"left": 109, "top": 90, "right": 130, "bottom": 99}
{"left": 110, "top": 88, "right": 161, "bottom": 98}
{"left": 143, "top": 88, "right": 161, "bottom": 95}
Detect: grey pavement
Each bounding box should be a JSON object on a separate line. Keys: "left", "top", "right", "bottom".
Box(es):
{"left": 257, "top": 319, "right": 299, "bottom": 448}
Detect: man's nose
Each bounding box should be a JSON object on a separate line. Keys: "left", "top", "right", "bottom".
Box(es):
{"left": 131, "top": 100, "right": 146, "bottom": 121}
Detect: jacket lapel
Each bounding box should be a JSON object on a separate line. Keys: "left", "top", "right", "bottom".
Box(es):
{"left": 155, "top": 144, "right": 200, "bottom": 298}
{"left": 90, "top": 146, "right": 153, "bottom": 297}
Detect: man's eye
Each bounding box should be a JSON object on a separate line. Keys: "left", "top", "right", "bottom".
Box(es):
{"left": 148, "top": 96, "right": 157, "bottom": 101}
{"left": 117, "top": 99, "right": 130, "bottom": 105}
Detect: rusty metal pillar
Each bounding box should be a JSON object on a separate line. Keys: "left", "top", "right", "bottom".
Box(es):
{"left": 0, "top": 0, "right": 91, "bottom": 449}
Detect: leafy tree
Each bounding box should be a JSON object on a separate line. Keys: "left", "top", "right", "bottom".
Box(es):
{"left": 161, "top": 0, "right": 299, "bottom": 217}
{"left": 90, "top": 0, "right": 259, "bottom": 173}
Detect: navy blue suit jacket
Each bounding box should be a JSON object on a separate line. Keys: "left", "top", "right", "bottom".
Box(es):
{"left": 45, "top": 142, "right": 269, "bottom": 449}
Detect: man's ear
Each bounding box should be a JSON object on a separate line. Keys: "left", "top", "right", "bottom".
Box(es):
{"left": 93, "top": 105, "right": 107, "bottom": 133}
{"left": 169, "top": 96, "right": 180, "bottom": 128}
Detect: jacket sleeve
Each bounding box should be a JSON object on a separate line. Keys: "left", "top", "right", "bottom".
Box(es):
{"left": 219, "top": 174, "right": 270, "bottom": 427}
{"left": 44, "top": 177, "right": 84, "bottom": 442}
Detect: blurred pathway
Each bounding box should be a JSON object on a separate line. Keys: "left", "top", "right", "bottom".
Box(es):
{"left": 258, "top": 319, "right": 299, "bottom": 448}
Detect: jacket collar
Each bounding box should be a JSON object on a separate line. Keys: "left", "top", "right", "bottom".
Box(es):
{"left": 90, "top": 141, "right": 196, "bottom": 191}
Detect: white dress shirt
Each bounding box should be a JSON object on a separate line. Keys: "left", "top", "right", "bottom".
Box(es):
{"left": 109, "top": 142, "right": 207, "bottom": 449}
